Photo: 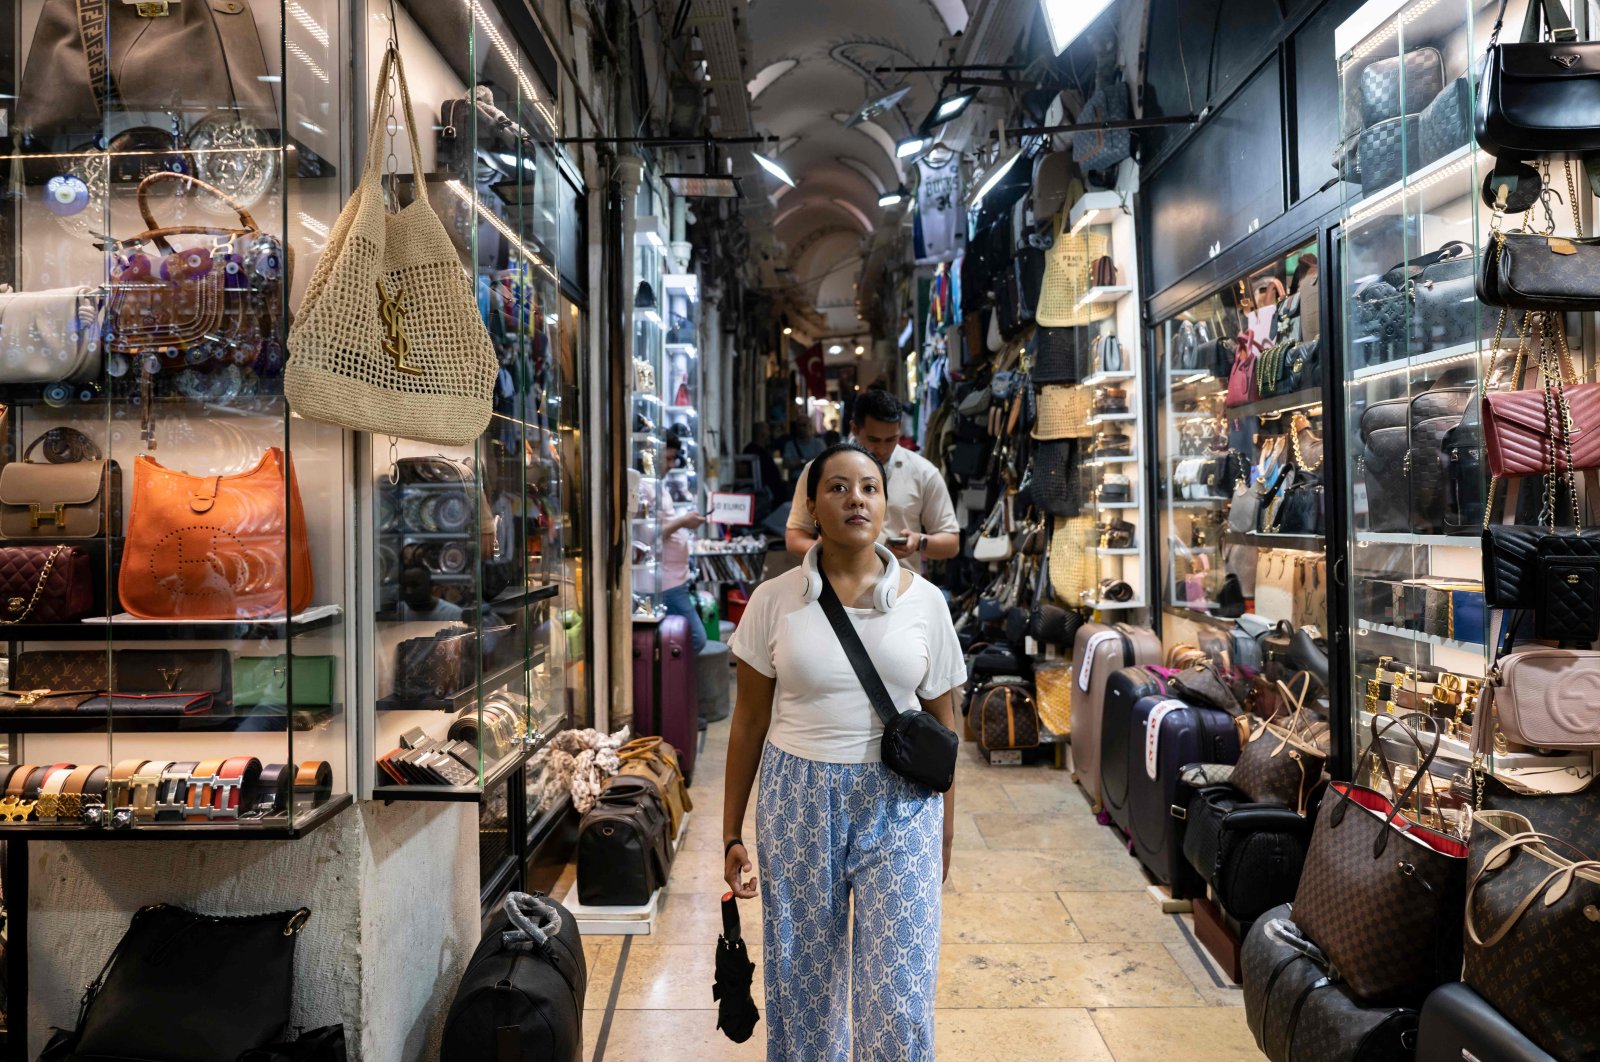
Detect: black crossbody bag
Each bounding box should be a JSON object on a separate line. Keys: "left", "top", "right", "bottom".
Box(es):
{"left": 818, "top": 572, "right": 958, "bottom": 793}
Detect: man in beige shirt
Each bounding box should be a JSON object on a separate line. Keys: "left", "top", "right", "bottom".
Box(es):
{"left": 785, "top": 389, "right": 959, "bottom": 574}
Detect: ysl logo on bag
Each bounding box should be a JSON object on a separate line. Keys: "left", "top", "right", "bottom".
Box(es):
{"left": 1553, "top": 54, "right": 1581, "bottom": 67}
{"left": 158, "top": 668, "right": 183, "bottom": 691}
{"left": 377, "top": 281, "right": 423, "bottom": 376}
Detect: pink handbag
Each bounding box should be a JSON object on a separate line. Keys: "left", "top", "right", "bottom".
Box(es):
{"left": 1226, "top": 330, "right": 1261, "bottom": 407}
{"left": 1473, "top": 647, "right": 1600, "bottom": 753}
{"left": 1482, "top": 382, "right": 1600, "bottom": 477}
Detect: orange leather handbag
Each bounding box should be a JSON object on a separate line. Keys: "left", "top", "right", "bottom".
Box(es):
{"left": 118, "top": 448, "right": 313, "bottom": 620}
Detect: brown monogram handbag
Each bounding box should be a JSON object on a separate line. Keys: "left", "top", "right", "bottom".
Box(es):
{"left": 117, "top": 448, "right": 313, "bottom": 620}
{"left": 975, "top": 680, "right": 1041, "bottom": 752}
{"left": 1230, "top": 676, "right": 1329, "bottom": 815}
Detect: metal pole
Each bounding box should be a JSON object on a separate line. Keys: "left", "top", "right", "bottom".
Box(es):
{"left": 1004, "top": 115, "right": 1200, "bottom": 136}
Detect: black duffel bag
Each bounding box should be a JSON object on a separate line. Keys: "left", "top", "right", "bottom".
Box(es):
{"left": 577, "top": 787, "right": 673, "bottom": 906}
{"left": 1242, "top": 905, "right": 1419, "bottom": 1062}
{"left": 441, "top": 892, "right": 587, "bottom": 1062}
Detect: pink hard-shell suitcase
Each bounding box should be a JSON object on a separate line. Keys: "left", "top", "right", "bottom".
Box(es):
{"left": 1069, "top": 621, "right": 1160, "bottom": 813}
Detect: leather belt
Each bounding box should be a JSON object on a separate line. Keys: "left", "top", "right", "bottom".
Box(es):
{"left": 108, "top": 758, "right": 149, "bottom": 814}
{"left": 293, "top": 760, "right": 333, "bottom": 806}
{"left": 157, "top": 762, "right": 199, "bottom": 821}
{"left": 254, "top": 763, "right": 292, "bottom": 816}
{"left": 53, "top": 764, "right": 99, "bottom": 823}
{"left": 36, "top": 765, "right": 77, "bottom": 821}
{"left": 0, "top": 765, "right": 26, "bottom": 795}
{"left": 185, "top": 758, "right": 226, "bottom": 821}
{"left": 130, "top": 760, "right": 174, "bottom": 822}
{"left": 208, "top": 756, "right": 262, "bottom": 820}
{"left": 5, "top": 765, "right": 38, "bottom": 799}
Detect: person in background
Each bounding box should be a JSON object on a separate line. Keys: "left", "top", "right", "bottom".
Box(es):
{"left": 742, "top": 422, "right": 784, "bottom": 500}
{"left": 781, "top": 418, "right": 824, "bottom": 485}
{"left": 785, "top": 388, "right": 959, "bottom": 574}
{"left": 654, "top": 432, "right": 707, "bottom": 652}
{"left": 822, "top": 428, "right": 842, "bottom": 447}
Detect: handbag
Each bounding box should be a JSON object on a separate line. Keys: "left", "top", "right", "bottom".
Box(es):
{"left": 1032, "top": 325, "right": 1085, "bottom": 384}
{"left": 1031, "top": 385, "right": 1091, "bottom": 440}
{"left": 393, "top": 628, "right": 474, "bottom": 705}
{"left": 1035, "top": 218, "right": 1112, "bottom": 328}
{"left": 1254, "top": 551, "right": 1297, "bottom": 623}
{"left": 41, "top": 903, "right": 307, "bottom": 1062}
{"left": 818, "top": 570, "right": 957, "bottom": 793}
{"left": 235, "top": 655, "right": 338, "bottom": 709}
{"left": 1359, "top": 114, "right": 1422, "bottom": 193}
{"left": 0, "top": 288, "right": 101, "bottom": 384}
{"left": 0, "top": 428, "right": 120, "bottom": 540}
{"left": 1073, "top": 73, "right": 1132, "bottom": 174}
{"left": 1033, "top": 660, "right": 1073, "bottom": 736}
{"left": 114, "top": 649, "right": 232, "bottom": 708}
{"left": 1481, "top": 317, "right": 1600, "bottom": 478}
{"left": 1049, "top": 516, "right": 1097, "bottom": 604}
{"left": 1412, "top": 244, "right": 1479, "bottom": 350}
{"left": 1473, "top": 638, "right": 1600, "bottom": 753}
{"left": 1231, "top": 676, "right": 1328, "bottom": 815}
{"left": 1097, "top": 334, "right": 1124, "bottom": 373}
{"left": 1462, "top": 810, "right": 1600, "bottom": 1061}
{"left": 975, "top": 680, "right": 1041, "bottom": 752}
{"left": 1420, "top": 75, "right": 1473, "bottom": 166}
{"left": 972, "top": 500, "right": 1014, "bottom": 564}
{"left": 1032, "top": 439, "right": 1090, "bottom": 516}
{"left": 1226, "top": 331, "right": 1261, "bottom": 407}
{"left": 1479, "top": 229, "right": 1600, "bottom": 311}
{"left": 609, "top": 736, "right": 693, "bottom": 840}
{"left": 286, "top": 45, "right": 498, "bottom": 447}
{"left": 0, "top": 544, "right": 93, "bottom": 624}
{"left": 1476, "top": 0, "right": 1600, "bottom": 159}
{"left": 1359, "top": 48, "right": 1444, "bottom": 127}
{"left": 1292, "top": 715, "right": 1470, "bottom": 1005}
{"left": 118, "top": 448, "right": 313, "bottom": 620}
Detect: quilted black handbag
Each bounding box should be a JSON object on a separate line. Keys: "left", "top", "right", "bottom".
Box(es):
{"left": 1419, "top": 76, "right": 1472, "bottom": 165}
{"left": 1359, "top": 114, "right": 1421, "bottom": 194}
{"left": 1359, "top": 48, "right": 1444, "bottom": 127}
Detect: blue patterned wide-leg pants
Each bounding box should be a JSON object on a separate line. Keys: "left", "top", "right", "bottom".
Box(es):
{"left": 756, "top": 742, "right": 943, "bottom": 1062}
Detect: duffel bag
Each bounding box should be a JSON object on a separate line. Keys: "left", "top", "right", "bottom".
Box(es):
{"left": 610, "top": 736, "right": 693, "bottom": 839}
{"left": 441, "top": 892, "right": 587, "bottom": 1062}
{"left": 1416, "top": 982, "right": 1557, "bottom": 1062}
{"left": 1180, "top": 774, "right": 1314, "bottom": 924}
{"left": 974, "top": 679, "right": 1041, "bottom": 752}
{"left": 577, "top": 788, "right": 672, "bottom": 906}
{"left": 1243, "top": 905, "right": 1419, "bottom": 1062}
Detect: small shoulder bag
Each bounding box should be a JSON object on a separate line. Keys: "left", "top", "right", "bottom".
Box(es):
{"left": 818, "top": 571, "right": 958, "bottom": 792}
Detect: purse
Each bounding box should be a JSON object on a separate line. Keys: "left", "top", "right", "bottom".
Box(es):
{"left": 1032, "top": 439, "right": 1090, "bottom": 516}
{"left": 818, "top": 571, "right": 957, "bottom": 792}
{"left": 1419, "top": 76, "right": 1473, "bottom": 169}
{"left": 1411, "top": 242, "right": 1479, "bottom": 349}
{"left": 1032, "top": 325, "right": 1086, "bottom": 384}
{"left": 235, "top": 655, "right": 338, "bottom": 709}
{"left": 0, "top": 544, "right": 93, "bottom": 624}
{"left": 114, "top": 649, "right": 233, "bottom": 708}
{"left": 1072, "top": 73, "right": 1133, "bottom": 174}
{"left": 1481, "top": 319, "right": 1600, "bottom": 479}
{"left": 1359, "top": 48, "right": 1444, "bottom": 127}
{"left": 42, "top": 903, "right": 307, "bottom": 1062}
{"left": 1473, "top": 637, "right": 1600, "bottom": 752}
{"left": 1479, "top": 229, "right": 1600, "bottom": 311}
{"left": 0, "top": 288, "right": 101, "bottom": 384}
{"left": 118, "top": 448, "right": 314, "bottom": 620}
{"left": 1033, "top": 660, "right": 1073, "bottom": 736}
{"left": 1359, "top": 113, "right": 1422, "bottom": 193}
{"left": 1292, "top": 715, "right": 1470, "bottom": 1005}
{"left": 1093, "top": 387, "right": 1128, "bottom": 414}
{"left": 0, "top": 428, "right": 120, "bottom": 540}
{"left": 393, "top": 628, "right": 474, "bottom": 705}
{"left": 972, "top": 500, "right": 1014, "bottom": 564}
{"left": 1476, "top": 0, "right": 1600, "bottom": 159}
{"left": 1225, "top": 331, "right": 1261, "bottom": 407}
{"left": 1034, "top": 218, "right": 1112, "bottom": 328}
{"left": 1231, "top": 675, "right": 1328, "bottom": 815}
{"left": 1462, "top": 810, "right": 1600, "bottom": 1061}
{"left": 286, "top": 45, "right": 498, "bottom": 447}
{"left": 1098, "top": 334, "right": 1124, "bottom": 373}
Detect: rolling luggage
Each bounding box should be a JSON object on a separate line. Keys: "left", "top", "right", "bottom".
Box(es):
{"left": 1069, "top": 622, "right": 1159, "bottom": 810}
{"left": 1125, "top": 696, "right": 1240, "bottom": 893}
{"left": 1243, "top": 905, "right": 1418, "bottom": 1062}
{"left": 441, "top": 892, "right": 587, "bottom": 1062}
{"left": 633, "top": 616, "right": 699, "bottom": 783}
{"left": 1416, "top": 983, "right": 1556, "bottom": 1062}
{"left": 1097, "top": 666, "right": 1165, "bottom": 835}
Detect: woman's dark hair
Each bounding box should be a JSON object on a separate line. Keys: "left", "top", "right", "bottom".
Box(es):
{"left": 805, "top": 442, "right": 887, "bottom": 501}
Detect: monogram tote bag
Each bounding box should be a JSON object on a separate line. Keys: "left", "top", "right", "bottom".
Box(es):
{"left": 286, "top": 45, "right": 496, "bottom": 447}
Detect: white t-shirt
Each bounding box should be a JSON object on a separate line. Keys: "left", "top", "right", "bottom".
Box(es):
{"left": 729, "top": 565, "right": 967, "bottom": 764}
{"left": 786, "top": 446, "right": 960, "bottom": 574}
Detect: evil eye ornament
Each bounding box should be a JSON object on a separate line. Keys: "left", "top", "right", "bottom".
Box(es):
{"left": 44, "top": 175, "right": 90, "bottom": 217}
{"left": 114, "top": 252, "right": 153, "bottom": 282}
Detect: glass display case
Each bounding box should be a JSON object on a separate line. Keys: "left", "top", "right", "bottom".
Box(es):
{"left": 1335, "top": 0, "right": 1589, "bottom": 827}
{"left": 1155, "top": 243, "right": 1328, "bottom": 638}
{"left": 662, "top": 272, "right": 703, "bottom": 516}
{"left": 0, "top": 0, "right": 350, "bottom": 833}
{"left": 366, "top": 0, "right": 567, "bottom": 801}
{"left": 630, "top": 185, "right": 668, "bottom": 614}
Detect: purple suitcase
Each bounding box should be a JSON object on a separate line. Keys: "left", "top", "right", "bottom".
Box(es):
{"left": 1098, "top": 666, "right": 1165, "bottom": 836}
{"left": 656, "top": 614, "right": 699, "bottom": 784}
{"left": 1127, "top": 694, "right": 1240, "bottom": 894}
{"left": 631, "top": 623, "right": 657, "bottom": 740}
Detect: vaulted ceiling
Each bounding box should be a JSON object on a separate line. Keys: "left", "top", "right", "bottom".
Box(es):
{"left": 741, "top": 0, "right": 975, "bottom": 337}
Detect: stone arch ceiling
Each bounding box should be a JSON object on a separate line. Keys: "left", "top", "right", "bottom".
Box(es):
{"left": 744, "top": 0, "right": 972, "bottom": 317}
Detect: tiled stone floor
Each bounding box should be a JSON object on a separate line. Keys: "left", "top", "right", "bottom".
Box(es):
{"left": 568, "top": 716, "right": 1266, "bottom": 1060}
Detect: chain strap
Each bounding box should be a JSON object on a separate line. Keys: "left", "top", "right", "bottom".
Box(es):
{"left": 1289, "top": 415, "right": 1322, "bottom": 473}
{"left": 0, "top": 545, "right": 66, "bottom": 625}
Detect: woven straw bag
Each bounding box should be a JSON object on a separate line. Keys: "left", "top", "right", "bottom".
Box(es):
{"left": 1034, "top": 659, "right": 1074, "bottom": 736}
{"left": 1032, "top": 385, "right": 1092, "bottom": 440}
{"left": 285, "top": 46, "right": 496, "bottom": 446}
{"left": 1048, "top": 515, "right": 1096, "bottom": 605}
{"left": 1035, "top": 216, "right": 1112, "bottom": 327}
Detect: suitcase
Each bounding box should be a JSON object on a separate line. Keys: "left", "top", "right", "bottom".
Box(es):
{"left": 1125, "top": 696, "right": 1240, "bottom": 893}
{"left": 1416, "top": 982, "right": 1557, "bottom": 1062}
{"left": 1097, "top": 666, "right": 1165, "bottom": 836}
{"left": 441, "top": 892, "right": 587, "bottom": 1062}
{"left": 634, "top": 616, "right": 699, "bottom": 783}
{"left": 1070, "top": 622, "right": 1160, "bottom": 810}
{"left": 1243, "top": 904, "right": 1419, "bottom": 1062}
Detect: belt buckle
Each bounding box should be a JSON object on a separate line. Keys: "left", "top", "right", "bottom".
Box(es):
{"left": 35, "top": 793, "right": 59, "bottom": 819}
{"left": 133, "top": 1, "right": 170, "bottom": 16}
{"left": 206, "top": 777, "right": 242, "bottom": 820}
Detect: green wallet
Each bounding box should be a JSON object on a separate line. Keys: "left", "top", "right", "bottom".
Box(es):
{"left": 234, "top": 655, "right": 337, "bottom": 708}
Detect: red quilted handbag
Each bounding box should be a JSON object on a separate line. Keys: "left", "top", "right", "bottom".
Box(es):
{"left": 1482, "top": 381, "right": 1600, "bottom": 477}
{"left": 1225, "top": 331, "right": 1261, "bottom": 407}
{"left": 0, "top": 544, "right": 93, "bottom": 624}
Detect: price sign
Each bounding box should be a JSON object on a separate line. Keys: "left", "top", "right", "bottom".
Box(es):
{"left": 708, "top": 492, "right": 755, "bottom": 526}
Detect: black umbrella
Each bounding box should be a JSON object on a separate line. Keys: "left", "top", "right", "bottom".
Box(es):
{"left": 713, "top": 892, "right": 760, "bottom": 1043}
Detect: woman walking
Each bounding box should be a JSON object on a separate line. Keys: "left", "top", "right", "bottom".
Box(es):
{"left": 724, "top": 443, "right": 964, "bottom": 1061}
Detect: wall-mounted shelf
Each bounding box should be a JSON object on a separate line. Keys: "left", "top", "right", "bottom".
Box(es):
{"left": 1078, "top": 285, "right": 1133, "bottom": 307}
{"left": 1092, "top": 455, "right": 1138, "bottom": 465}
{"left": 374, "top": 741, "right": 538, "bottom": 804}
{"left": 1068, "top": 189, "right": 1128, "bottom": 231}
{"left": 0, "top": 794, "right": 352, "bottom": 839}
{"left": 1097, "top": 501, "right": 1140, "bottom": 510}
{"left": 9, "top": 605, "right": 344, "bottom": 643}
{"left": 1224, "top": 387, "right": 1323, "bottom": 420}
{"left": 1087, "top": 412, "right": 1137, "bottom": 425}
{"left": 1089, "top": 598, "right": 1146, "bottom": 611}
{"left": 1356, "top": 619, "right": 1482, "bottom": 652}
{"left": 1225, "top": 530, "right": 1324, "bottom": 551}
{"left": 1355, "top": 531, "right": 1477, "bottom": 549}
{"left": 1351, "top": 339, "right": 1479, "bottom": 383}
{"left": 1099, "top": 547, "right": 1141, "bottom": 556}
{"left": 1082, "top": 370, "right": 1136, "bottom": 388}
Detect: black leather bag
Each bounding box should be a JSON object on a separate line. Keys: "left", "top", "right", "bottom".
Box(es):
{"left": 1180, "top": 781, "right": 1313, "bottom": 923}
{"left": 40, "top": 904, "right": 308, "bottom": 1062}
{"left": 1443, "top": 408, "right": 1487, "bottom": 531}
{"left": 1032, "top": 439, "right": 1089, "bottom": 517}
{"left": 1359, "top": 114, "right": 1421, "bottom": 193}
{"left": 820, "top": 571, "right": 957, "bottom": 793}
{"left": 1271, "top": 475, "right": 1324, "bottom": 535}
{"left": 1361, "top": 425, "right": 1410, "bottom": 533}
{"left": 441, "top": 892, "right": 587, "bottom": 1062}
{"left": 948, "top": 439, "right": 988, "bottom": 482}
{"left": 1536, "top": 534, "right": 1600, "bottom": 640}
{"left": 1266, "top": 340, "right": 1319, "bottom": 396}
{"left": 1416, "top": 982, "right": 1558, "bottom": 1062}
{"left": 1353, "top": 278, "right": 1409, "bottom": 365}
{"left": 1360, "top": 48, "right": 1444, "bottom": 127}
{"left": 1482, "top": 525, "right": 1600, "bottom": 607}
{"left": 1419, "top": 76, "right": 1473, "bottom": 166}
{"left": 1412, "top": 243, "right": 1479, "bottom": 349}
{"left": 577, "top": 788, "right": 672, "bottom": 906}
{"left": 1477, "top": 0, "right": 1600, "bottom": 159}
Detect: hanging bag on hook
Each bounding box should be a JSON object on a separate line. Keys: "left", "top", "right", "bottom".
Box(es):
{"left": 285, "top": 45, "right": 497, "bottom": 447}
{"left": 1477, "top": 0, "right": 1600, "bottom": 158}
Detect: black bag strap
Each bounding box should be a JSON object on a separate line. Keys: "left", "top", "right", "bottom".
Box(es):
{"left": 817, "top": 567, "right": 902, "bottom": 730}
{"left": 1493, "top": 0, "right": 1578, "bottom": 43}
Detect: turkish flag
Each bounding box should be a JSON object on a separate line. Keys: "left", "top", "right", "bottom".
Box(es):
{"left": 796, "top": 343, "right": 826, "bottom": 398}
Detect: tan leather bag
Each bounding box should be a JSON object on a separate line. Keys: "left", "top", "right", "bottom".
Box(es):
{"left": 118, "top": 447, "right": 313, "bottom": 620}
{"left": 608, "top": 736, "right": 693, "bottom": 839}
{"left": 0, "top": 429, "right": 119, "bottom": 540}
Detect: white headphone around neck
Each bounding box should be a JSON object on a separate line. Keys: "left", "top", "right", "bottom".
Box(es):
{"left": 800, "top": 541, "right": 902, "bottom": 612}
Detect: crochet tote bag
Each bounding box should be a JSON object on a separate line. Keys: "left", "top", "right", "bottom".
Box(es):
{"left": 286, "top": 46, "right": 496, "bottom": 446}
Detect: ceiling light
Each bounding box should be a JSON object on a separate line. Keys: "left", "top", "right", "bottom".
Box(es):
{"left": 969, "top": 146, "right": 1022, "bottom": 208}
{"left": 877, "top": 186, "right": 907, "bottom": 207}
{"left": 846, "top": 85, "right": 912, "bottom": 128}
{"left": 828, "top": 344, "right": 843, "bottom": 354}
{"left": 782, "top": 326, "right": 793, "bottom": 335}
{"left": 1042, "top": 0, "right": 1115, "bottom": 56}
{"left": 895, "top": 135, "right": 928, "bottom": 159}
{"left": 933, "top": 89, "right": 978, "bottom": 123}
{"left": 854, "top": 344, "right": 865, "bottom": 355}
{"left": 753, "top": 152, "right": 797, "bottom": 187}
